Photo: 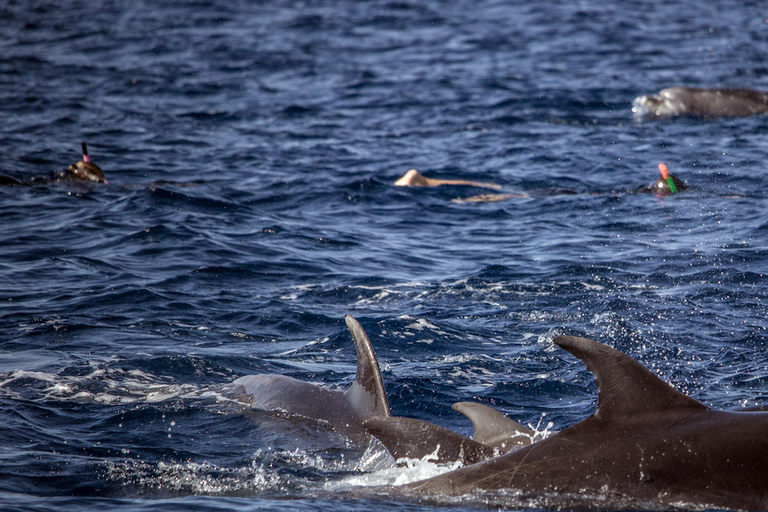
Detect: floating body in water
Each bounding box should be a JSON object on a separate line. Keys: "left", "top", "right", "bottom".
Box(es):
{"left": 0, "top": 143, "right": 106, "bottom": 186}
{"left": 226, "top": 315, "right": 390, "bottom": 438}
{"left": 632, "top": 87, "right": 768, "bottom": 120}
{"left": 395, "top": 335, "right": 768, "bottom": 511}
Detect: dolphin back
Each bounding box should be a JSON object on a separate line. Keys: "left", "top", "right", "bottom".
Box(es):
{"left": 226, "top": 315, "right": 390, "bottom": 438}
{"left": 230, "top": 373, "right": 350, "bottom": 421}
{"left": 363, "top": 416, "right": 494, "bottom": 465}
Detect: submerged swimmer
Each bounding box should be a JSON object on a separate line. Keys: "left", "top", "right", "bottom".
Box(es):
{"left": 632, "top": 87, "right": 768, "bottom": 120}
{"left": 0, "top": 142, "right": 107, "bottom": 186}
{"left": 448, "top": 163, "right": 686, "bottom": 203}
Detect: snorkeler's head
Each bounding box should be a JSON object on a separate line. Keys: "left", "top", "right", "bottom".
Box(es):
{"left": 652, "top": 163, "right": 686, "bottom": 196}
{"left": 68, "top": 142, "right": 107, "bottom": 183}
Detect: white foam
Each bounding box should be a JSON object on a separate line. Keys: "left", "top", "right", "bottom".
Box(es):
{"left": 103, "top": 458, "right": 283, "bottom": 495}
{"left": 527, "top": 414, "right": 556, "bottom": 442}
{"left": 0, "top": 366, "right": 215, "bottom": 405}
{"left": 332, "top": 444, "right": 460, "bottom": 490}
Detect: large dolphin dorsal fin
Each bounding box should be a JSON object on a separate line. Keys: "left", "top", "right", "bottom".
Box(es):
{"left": 553, "top": 336, "right": 707, "bottom": 421}
{"left": 452, "top": 402, "right": 533, "bottom": 452}
{"left": 344, "top": 315, "right": 391, "bottom": 418}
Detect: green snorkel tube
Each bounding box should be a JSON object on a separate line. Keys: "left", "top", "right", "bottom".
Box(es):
{"left": 658, "top": 163, "right": 677, "bottom": 193}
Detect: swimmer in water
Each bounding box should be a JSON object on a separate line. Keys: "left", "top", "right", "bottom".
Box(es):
{"left": 0, "top": 142, "right": 107, "bottom": 186}
{"left": 397, "top": 164, "right": 686, "bottom": 203}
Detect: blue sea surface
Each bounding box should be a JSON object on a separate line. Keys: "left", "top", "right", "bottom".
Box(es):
{"left": 1, "top": 0, "right": 768, "bottom": 510}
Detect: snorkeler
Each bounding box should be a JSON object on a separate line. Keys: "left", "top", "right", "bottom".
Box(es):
{"left": 395, "top": 164, "right": 687, "bottom": 203}
{"left": 0, "top": 142, "right": 107, "bottom": 186}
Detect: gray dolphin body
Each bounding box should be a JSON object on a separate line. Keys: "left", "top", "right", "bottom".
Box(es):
{"left": 404, "top": 336, "right": 768, "bottom": 511}
{"left": 363, "top": 402, "right": 533, "bottom": 465}
{"left": 633, "top": 86, "right": 768, "bottom": 120}
{"left": 363, "top": 415, "right": 496, "bottom": 465}
{"left": 229, "top": 315, "right": 390, "bottom": 438}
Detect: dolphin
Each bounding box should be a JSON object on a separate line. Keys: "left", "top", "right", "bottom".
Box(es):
{"left": 633, "top": 86, "right": 768, "bottom": 120}
{"left": 228, "top": 315, "right": 390, "bottom": 438}
{"left": 402, "top": 335, "right": 768, "bottom": 511}
{"left": 363, "top": 402, "right": 533, "bottom": 465}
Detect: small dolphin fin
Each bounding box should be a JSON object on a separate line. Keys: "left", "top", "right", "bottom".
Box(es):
{"left": 363, "top": 416, "right": 495, "bottom": 466}
{"left": 553, "top": 336, "right": 707, "bottom": 421}
{"left": 344, "top": 315, "right": 391, "bottom": 418}
{"left": 452, "top": 402, "right": 533, "bottom": 452}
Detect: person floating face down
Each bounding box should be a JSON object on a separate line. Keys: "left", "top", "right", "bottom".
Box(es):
{"left": 394, "top": 164, "right": 687, "bottom": 202}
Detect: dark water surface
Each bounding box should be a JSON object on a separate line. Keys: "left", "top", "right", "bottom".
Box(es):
{"left": 2, "top": 0, "right": 768, "bottom": 510}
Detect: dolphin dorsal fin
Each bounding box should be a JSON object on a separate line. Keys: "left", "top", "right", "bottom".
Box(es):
{"left": 553, "top": 336, "right": 707, "bottom": 421}
{"left": 452, "top": 402, "right": 533, "bottom": 452}
{"left": 344, "top": 315, "right": 391, "bottom": 418}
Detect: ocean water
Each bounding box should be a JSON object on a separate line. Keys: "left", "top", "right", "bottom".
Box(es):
{"left": 1, "top": 0, "right": 768, "bottom": 510}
